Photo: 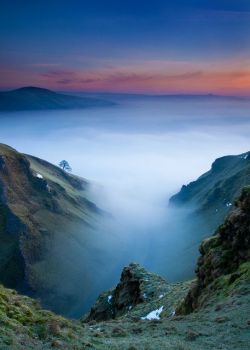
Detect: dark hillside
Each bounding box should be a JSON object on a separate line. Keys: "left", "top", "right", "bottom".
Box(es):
{"left": 0, "top": 86, "right": 114, "bottom": 111}
{"left": 0, "top": 143, "right": 100, "bottom": 315}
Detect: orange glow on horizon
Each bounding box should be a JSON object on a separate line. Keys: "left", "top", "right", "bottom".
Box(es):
{"left": 1, "top": 60, "right": 250, "bottom": 96}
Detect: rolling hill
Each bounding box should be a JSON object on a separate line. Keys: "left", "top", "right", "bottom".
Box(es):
{"left": 0, "top": 87, "right": 114, "bottom": 111}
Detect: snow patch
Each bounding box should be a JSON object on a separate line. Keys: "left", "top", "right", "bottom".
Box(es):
{"left": 36, "top": 173, "right": 43, "bottom": 179}
{"left": 240, "top": 153, "right": 249, "bottom": 160}
{"left": 159, "top": 294, "right": 164, "bottom": 299}
{"left": 141, "top": 306, "right": 164, "bottom": 320}
{"left": 226, "top": 202, "right": 232, "bottom": 207}
{"left": 107, "top": 295, "right": 112, "bottom": 304}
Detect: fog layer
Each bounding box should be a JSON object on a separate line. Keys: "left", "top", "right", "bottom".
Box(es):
{"left": 1, "top": 96, "right": 250, "bottom": 316}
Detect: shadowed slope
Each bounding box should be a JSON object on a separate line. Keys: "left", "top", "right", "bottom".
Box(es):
{"left": 0, "top": 87, "right": 114, "bottom": 111}
{"left": 0, "top": 143, "right": 100, "bottom": 315}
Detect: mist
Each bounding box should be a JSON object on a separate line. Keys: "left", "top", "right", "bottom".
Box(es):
{"left": 1, "top": 95, "right": 250, "bottom": 316}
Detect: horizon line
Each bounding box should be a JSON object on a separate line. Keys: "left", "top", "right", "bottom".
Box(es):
{"left": 1, "top": 85, "right": 249, "bottom": 99}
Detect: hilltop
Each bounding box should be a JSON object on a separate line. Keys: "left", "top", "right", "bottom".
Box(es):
{"left": 170, "top": 151, "right": 250, "bottom": 229}
{"left": 0, "top": 87, "right": 114, "bottom": 111}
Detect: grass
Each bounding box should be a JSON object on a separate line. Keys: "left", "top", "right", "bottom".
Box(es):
{"left": 0, "top": 144, "right": 102, "bottom": 316}
{"left": 0, "top": 260, "right": 249, "bottom": 349}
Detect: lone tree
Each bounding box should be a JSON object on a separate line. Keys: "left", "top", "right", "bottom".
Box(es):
{"left": 59, "top": 160, "right": 72, "bottom": 172}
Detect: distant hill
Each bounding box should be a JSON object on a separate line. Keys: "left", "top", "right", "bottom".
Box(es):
{"left": 0, "top": 86, "right": 115, "bottom": 111}
{"left": 76, "top": 91, "right": 248, "bottom": 102}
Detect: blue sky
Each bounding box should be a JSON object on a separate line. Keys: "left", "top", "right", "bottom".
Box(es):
{"left": 0, "top": 0, "right": 249, "bottom": 94}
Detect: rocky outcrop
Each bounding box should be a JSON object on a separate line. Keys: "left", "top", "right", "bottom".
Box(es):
{"left": 0, "top": 201, "right": 26, "bottom": 288}
{"left": 84, "top": 262, "right": 166, "bottom": 322}
{"left": 178, "top": 186, "right": 250, "bottom": 313}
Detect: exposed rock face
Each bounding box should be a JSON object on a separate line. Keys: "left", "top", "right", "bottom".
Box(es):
{"left": 84, "top": 262, "right": 166, "bottom": 322}
{"left": 0, "top": 201, "right": 26, "bottom": 288}
{"left": 178, "top": 186, "right": 250, "bottom": 313}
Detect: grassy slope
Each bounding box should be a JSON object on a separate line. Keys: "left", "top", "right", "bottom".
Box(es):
{"left": 170, "top": 151, "right": 250, "bottom": 232}
{"left": 1, "top": 186, "right": 249, "bottom": 348}
{"left": 0, "top": 144, "right": 100, "bottom": 314}
{"left": 0, "top": 149, "right": 249, "bottom": 349}
{"left": 0, "top": 264, "right": 249, "bottom": 349}
{"left": 165, "top": 152, "right": 250, "bottom": 281}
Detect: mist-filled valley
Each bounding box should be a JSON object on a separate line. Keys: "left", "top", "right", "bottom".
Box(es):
{"left": 1, "top": 95, "right": 250, "bottom": 317}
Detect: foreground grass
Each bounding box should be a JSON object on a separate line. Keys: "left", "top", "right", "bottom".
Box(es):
{"left": 0, "top": 262, "right": 249, "bottom": 349}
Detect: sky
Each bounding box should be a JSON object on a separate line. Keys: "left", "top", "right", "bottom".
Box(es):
{"left": 0, "top": 0, "right": 250, "bottom": 95}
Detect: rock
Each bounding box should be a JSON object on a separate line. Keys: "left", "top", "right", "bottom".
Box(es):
{"left": 48, "top": 320, "right": 61, "bottom": 335}
{"left": 0, "top": 155, "right": 5, "bottom": 170}
{"left": 185, "top": 329, "right": 199, "bottom": 341}
{"left": 87, "top": 320, "right": 97, "bottom": 326}
{"left": 177, "top": 187, "right": 250, "bottom": 314}
{"left": 83, "top": 262, "right": 166, "bottom": 322}
{"left": 214, "top": 316, "right": 228, "bottom": 323}
{"left": 51, "top": 340, "right": 63, "bottom": 348}
{"left": 215, "top": 303, "right": 223, "bottom": 311}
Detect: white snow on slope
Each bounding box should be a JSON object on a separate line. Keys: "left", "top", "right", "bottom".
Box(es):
{"left": 240, "top": 153, "right": 249, "bottom": 160}
{"left": 141, "top": 306, "right": 164, "bottom": 320}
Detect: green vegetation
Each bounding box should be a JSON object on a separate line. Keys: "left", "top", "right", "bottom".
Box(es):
{"left": 178, "top": 185, "right": 250, "bottom": 314}
{"left": 0, "top": 262, "right": 249, "bottom": 349}
{"left": 0, "top": 145, "right": 249, "bottom": 349}
{"left": 0, "top": 143, "right": 100, "bottom": 314}
{"left": 170, "top": 151, "right": 250, "bottom": 233}
{"left": 167, "top": 151, "right": 250, "bottom": 281}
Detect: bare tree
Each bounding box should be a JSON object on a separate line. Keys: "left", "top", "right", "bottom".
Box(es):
{"left": 59, "top": 160, "right": 72, "bottom": 172}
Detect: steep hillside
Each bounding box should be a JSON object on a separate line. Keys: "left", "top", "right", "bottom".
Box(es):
{"left": 0, "top": 87, "right": 114, "bottom": 111}
{"left": 164, "top": 151, "right": 250, "bottom": 280}
{"left": 1, "top": 187, "right": 249, "bottom": 349}
{"left": 0, "top": 144, "right": 101, "bottom": 316}
{"left": 170, "top": 151, "right": 250, "bottom": 232}
{"left": 178, "top": 186, "right": 250, "bottom": 314}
